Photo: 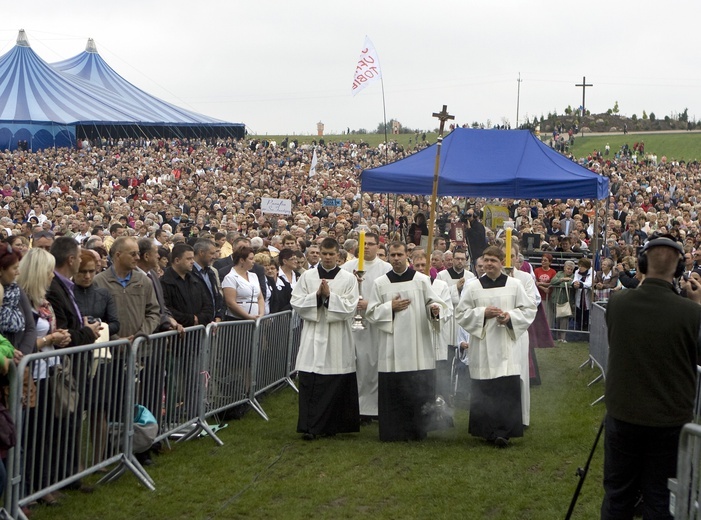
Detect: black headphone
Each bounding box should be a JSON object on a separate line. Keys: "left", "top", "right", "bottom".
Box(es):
{"left": 637, "top": 236, "right": 685, "bottom": 278}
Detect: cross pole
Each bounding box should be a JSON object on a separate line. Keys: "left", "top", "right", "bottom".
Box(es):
{"left": 575, "top": 76, "right": 593, "bottom": 135}
{"left": 425, "top": 105, "right": 454, "bottom": 274}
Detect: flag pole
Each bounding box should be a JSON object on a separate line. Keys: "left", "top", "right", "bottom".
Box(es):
{"left": 425, "top": 105, "right": 454, "bottom": 275}
{"left": 380, "top": 76, "right": 392, "bottom": 232}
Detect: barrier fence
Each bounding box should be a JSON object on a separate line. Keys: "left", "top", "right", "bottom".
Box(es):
{"left": 4, "top": 311, "right": 301, "bottom": 518}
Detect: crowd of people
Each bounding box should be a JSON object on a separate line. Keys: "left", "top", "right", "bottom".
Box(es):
{"left": 0, "top": 132, "right": 699, "bottom": 516}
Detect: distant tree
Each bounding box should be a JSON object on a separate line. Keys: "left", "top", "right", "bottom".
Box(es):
{"left": 650, "top": 112, "right": 656, "bottom": 121}
{"left": 665, "top": 115, "right": 671, "bottom": 122}
{"left": 680, "top": 108, "right": 689, "bottom": 122}
{"left": 472, "top": 122, "right": 480, "bottom": 129}
{"left": 631, "top": 114, "right": 638, "bottom": 121}
{"left": 642, "top": 111, "right": 648, "bottom": 120}
{"left": 612, "top": 101, "right": 619, "bottom": 114}
{"left": 585, "top": 109, "right": 591, "bottom": 116}
{"left": 606, "top": 109, "right": 613, "bottom": 115}
{"left": 564, "top": 105, "right": 573, "bottom": 115}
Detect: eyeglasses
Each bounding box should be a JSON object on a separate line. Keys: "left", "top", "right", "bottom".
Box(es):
{"left": 32, "top": 230, "right": 55, "bottom": 240}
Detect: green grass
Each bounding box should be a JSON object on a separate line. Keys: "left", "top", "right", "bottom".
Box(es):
{"left": 31, "top": 342, "right": 607, "bottom": 520}
{"left": 569, "top": 132, "right": 701, "bottom": 162}
{"left": 252, "top": 130, "right": 701, "bottom": 164}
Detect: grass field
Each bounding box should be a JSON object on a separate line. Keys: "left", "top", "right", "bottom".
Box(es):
{"left": 569, "top": 132, "right": 701, "bottom": 162}
{"left": 252, "top": 130, "right": 701, "bottom": 164}
{"left": 32, "top": 342, "right": 607, "bottom": 520}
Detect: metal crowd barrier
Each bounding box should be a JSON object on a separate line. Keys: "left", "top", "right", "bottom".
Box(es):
{"left": 3, "top": 314, "right": 302, "bottom": 515}
{"left": 544, "top": 287, "right": 593, "bottom": 342}
{"left": 132, "top": 327, "right": 222, "bottom": 447}
{"left": 253, "top": 312, "right": 297, "bottom": 406}
{"left": 668, "top": 367, "right": 701, "bottom": 518}
{"left": 585, "top": 302, "right": 608, "bottom": 406}
{"left": 287, "top": 312, "right": 303, "bottom": 389}
{"left": 670, "top": 422, "right": 701, "bottom": 519}
{"left": 204, "top": 319, "right": 260, "bottom": 420}
{"left": 6, "top": 340, "right": 153, "bottom": 518}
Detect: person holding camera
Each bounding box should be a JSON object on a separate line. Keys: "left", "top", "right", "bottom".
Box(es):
{"left": 602, "top": 234, "right": 701, "bottom": 519}
{"left": 463, "top": 210, "right": 487, "bottom": 270}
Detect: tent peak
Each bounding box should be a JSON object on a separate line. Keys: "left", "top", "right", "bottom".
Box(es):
{"left": 16, "top": 29, "right": 29, "bottom": 47}
{"left": 85, "top": 38, "right": 97, "bottom": 53}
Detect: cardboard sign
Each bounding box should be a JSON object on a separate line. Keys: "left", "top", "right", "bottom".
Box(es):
{"left": 261, "top": 197, "right": 292, "bottom": 215}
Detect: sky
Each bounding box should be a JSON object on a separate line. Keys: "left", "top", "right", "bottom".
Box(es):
{"left": 2, "top": 0, "right": 701, "bottom": 136}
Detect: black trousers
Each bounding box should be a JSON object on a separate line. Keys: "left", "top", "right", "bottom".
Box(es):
{"left": 601, "top": 415, "right": 680, "bottom": 520}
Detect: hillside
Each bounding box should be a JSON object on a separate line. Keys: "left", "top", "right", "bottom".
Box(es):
{"left": 537, "top": 112, "right": 696, "bottom": 134}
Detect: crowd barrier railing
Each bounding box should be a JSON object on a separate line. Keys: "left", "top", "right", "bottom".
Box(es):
{"left": 6, "top": 339, "right": 154, "bottom": 518}
{"left": 669, "top": 422, "right": 701, "bottom": 519}
{"left": 131, "top": 327, "right": 222, "bottom": 447}
{"left": 204, "top": 319, "right": 261, "bottom": 420}
{"left": 544, "top": 288, "right": 593, "bottom": 342}
{"left": 286, "top": 312, "right": 303, "bottom": 391}
{"left": 4, "top": 314, "right": 303, "bottom": 515}
{"left": 585, "top": 302, "right": 608, "bottom": 406}
{"left": 253, "top": 312, "right": 297, "bottom": 406}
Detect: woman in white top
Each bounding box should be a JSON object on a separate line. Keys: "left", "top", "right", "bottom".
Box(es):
{"left": 277, "top": 248, "right": 298, "bottom": 289}
{"left": 222, "top": 246, "right": 264, "bottom": 320}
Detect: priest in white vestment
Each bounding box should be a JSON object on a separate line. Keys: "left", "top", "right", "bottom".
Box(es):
{"left": 455, "top": 246, "right": 536, "bottom": 447}
{"left": 292, "top": 238, "right": 360, "bottom": 440}
{"left": 507, "top": 248, "right": 540, "bottom": 428}
{"left": 365, "top": 242, "right": 447, "bottom": 441}
{"left": 341, "top": 232, "right": 391, "bottom": 422}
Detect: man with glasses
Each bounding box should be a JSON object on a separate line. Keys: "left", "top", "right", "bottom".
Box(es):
{"left": 93, "top": 237, "right": 160, "bottom": 341}
{"left": 341, "top": 232, "right": 391, "bottom": 425}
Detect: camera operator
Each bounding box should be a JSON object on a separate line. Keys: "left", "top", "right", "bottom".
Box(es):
{"left": 602, "top": 234, "right": 701, "bottom": 519}
{"left": 462, "top": 210, "right": 487, "bottom": 270}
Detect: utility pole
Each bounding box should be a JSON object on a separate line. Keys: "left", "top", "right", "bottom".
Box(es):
{"left": 575, "top": 76, "right": 593, "bottom": 136}
{"left": 516, "top": 72, "right": 522, "bottom": 129}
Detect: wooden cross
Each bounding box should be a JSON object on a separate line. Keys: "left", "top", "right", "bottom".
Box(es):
{"left": 432, "top": 105, "right": 455, "bottom": 137}
{"left": 575, "top": 76, "right": 593, "bottom": 117}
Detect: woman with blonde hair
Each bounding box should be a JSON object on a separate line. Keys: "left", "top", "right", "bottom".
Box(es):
{"left": 17, "top": 248, "right": 71, "bottom": 505}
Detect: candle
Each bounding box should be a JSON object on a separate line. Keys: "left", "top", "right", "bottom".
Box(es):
{"left": 357, "top": 231, "right": 365, "bottom": 271}
{"left": 504, "top": 227, "right": 512, "bottom": 268}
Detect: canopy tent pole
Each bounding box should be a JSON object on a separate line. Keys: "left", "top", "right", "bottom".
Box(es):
{"left": 425, "top": 105, "right": 454, "bottom": 275}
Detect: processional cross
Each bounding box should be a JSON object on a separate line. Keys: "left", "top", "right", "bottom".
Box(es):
{"left": 425, "top": 105, "right": 455, "bottom": 272}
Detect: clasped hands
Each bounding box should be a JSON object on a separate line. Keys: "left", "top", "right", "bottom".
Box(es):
{"left": 485, "top": 305, "right": 510, "bottom": 325}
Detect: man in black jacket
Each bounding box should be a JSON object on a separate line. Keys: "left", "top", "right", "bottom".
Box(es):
{"left": 191, "top": 239, "right": 225, "bottom": 322}
{"left": 160, "top": 244, "right": 214, "bottom": 327}
{"left": 602, "top": 235, "right": 701, "bottom": 519}
{"left": 47, "top": 237, "right": 102, "bottom": 346}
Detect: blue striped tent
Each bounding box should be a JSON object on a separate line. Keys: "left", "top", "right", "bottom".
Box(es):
{"left": 0, "top": 30, "right": 244, "bottom": 150}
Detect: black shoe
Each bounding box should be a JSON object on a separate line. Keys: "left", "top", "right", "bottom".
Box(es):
{"left": 302, "top": 433, "right": 317, "bottom": 441}
{"left": 494, "top": 437, "right": 509, "bottom": 448}
{"left": 135, "top": 451, "right": 154, "bottom": 466}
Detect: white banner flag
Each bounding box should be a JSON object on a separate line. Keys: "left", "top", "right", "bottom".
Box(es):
{"left": 309, "top": 147, "right": 318, "bottom": 178}
{"left": 351, "top": 36, "right": 382, "bottom": 96}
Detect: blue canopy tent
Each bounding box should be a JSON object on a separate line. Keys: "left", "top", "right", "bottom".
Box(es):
{"left": 0, "top": 30, "right": 245, "bottom": 151}
{"left": 361, "top": 128, "right": 609, "bottom": 200}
